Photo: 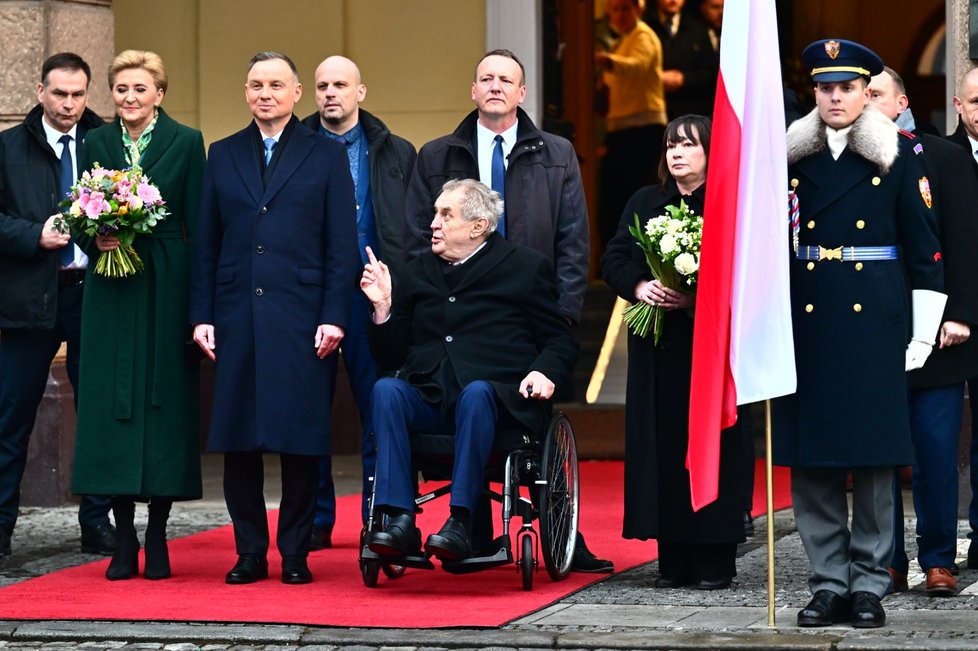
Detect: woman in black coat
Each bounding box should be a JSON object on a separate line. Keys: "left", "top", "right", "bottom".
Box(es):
{"left": 601, "top": 114, "right": 744, "bottom": 589}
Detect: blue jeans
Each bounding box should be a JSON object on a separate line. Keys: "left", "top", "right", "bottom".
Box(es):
{"left": 891, "top": 383, "right": 964, "bottom": 572}
{"left": 371, "top": 378, "right": 498, "bottom": 513}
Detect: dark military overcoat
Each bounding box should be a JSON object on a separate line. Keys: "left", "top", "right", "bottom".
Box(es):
{"left": 772, "top": 106, "right": 943, "bottom": 468}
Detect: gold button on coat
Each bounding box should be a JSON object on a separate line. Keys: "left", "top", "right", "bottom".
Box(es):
{"left": 807, "top": 220, "right": 815, "bottom": 229}
{"left": 856, "top": 220, "right": 865, "bottom": 229}
{"left": 791, "top": 178, "right": 799, "bottom": 188}
{"left": 855, "top": 262, "right": 864, "bottom": 271}
{"left": 872, "top": 177, "right": 881, "bottom": 186}
{"left": 853, "top": 303, "right": 862, "bottom": 312}
{"left": 805, "top": 304, "right": 814, "bottom": 313}
{"left": 807, "top": 262, "right": 815, "bottom": 270}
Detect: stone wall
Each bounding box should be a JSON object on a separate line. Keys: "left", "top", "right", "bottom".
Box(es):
{"left": 0, "top": 0, "right": 115, "bottom": 133}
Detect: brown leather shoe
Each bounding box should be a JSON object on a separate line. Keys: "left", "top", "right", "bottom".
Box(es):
{"left": 887, "top": 567, "right": 908, "bottom": 593}
{"left": 925, "top": 567, "right": 957, "bottom": 596}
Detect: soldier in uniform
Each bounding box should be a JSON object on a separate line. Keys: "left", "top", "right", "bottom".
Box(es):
{"left": 772, "top": 40, "right": 946, "bottom": 628}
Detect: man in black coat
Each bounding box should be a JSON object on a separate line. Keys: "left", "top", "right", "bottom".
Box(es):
{"left": 949, "top": 65, "right": 978, "bottom": 572}
{"left": 299, "top": 55, "right": 417, "bottom": 551}
{"left": 644, "top": 0, "right": 718, "bottom": 118}
{"left": 191, "top": 52, "right": 359, "bottom": 585}
{"left": 404, "top": 49, "right": 588, "bottom": 326}
{"left": 869, "top": 67, "right": 978, "bottom": 597}
{"left": 361, "top": 179, "right": 577, "bottom": 561}
{"left": 0, "top": 52, "right": 113, "bottom": 558}
{"left": 772, "top": 40, "right": 945, "bottom": 629}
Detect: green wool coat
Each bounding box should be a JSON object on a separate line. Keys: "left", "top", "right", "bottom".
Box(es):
{"left": 72, "top": 107, "right": 205, "bottom": 499}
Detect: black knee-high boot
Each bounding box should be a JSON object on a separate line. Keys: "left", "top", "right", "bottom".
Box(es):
{"left": 106, "top": 497, "right": 138, "bottom": 580}
{"left": 144, "top": 498, "right": 172, "bottom": 580}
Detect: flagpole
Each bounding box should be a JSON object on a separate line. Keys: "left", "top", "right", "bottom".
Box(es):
{"left": 765, "top": 399, "right": 776, "bottom": 627}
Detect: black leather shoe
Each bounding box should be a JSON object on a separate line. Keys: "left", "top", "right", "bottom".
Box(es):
{"left": 225, "top": 554, "right": 268, "bottom": 584}
{"left": 0, "top": 528, "right": 10, "bottom": 556}
{"left": 367, "top": 514, "right": 422, "bottom": 557}
{"left": 743, "top": 511, "right": 755, "bottom": 537}
{"left": 281, "top": 555, "right": 313, "bottom": 584}
{"left": 695, "top": 576, "right": 733, "bottom": 590}
{"left": 797, "top": 590, "right": 851, "bottom": 627}
{"left": 425, "top": 516, "right": 472, "bottom": 561}
{"left": 571, "top": 532, "right": 614, "bottom": 573}
{"left": 851, "top": 591, "right": 886, "bottom": 628}
{"left": 80, "top": 522, "right": 116, "bottom": 556}
{"left": 654, "top": 574, "right": 694, "bottom": 588}
{"left": 969, "top": 539, "right": 978, "bottom": 570}
{"left": 309, "top": 524, "right": 332, "bottom": 551}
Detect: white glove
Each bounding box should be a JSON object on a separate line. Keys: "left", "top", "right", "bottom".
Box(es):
{"left": 905, "top": 289, "right": 948, "bottom": 371}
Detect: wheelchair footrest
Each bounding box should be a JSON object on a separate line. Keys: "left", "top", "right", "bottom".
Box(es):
{"left": 360, "top": 546, "right": 435, "bottom": 570}
{"left": 439, "top": 546, "right": 513, "bottom": 574}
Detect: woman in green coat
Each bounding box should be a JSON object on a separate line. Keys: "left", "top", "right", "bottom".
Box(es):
{"left": 73, "top": 50, "right": 205, "bottom": 581}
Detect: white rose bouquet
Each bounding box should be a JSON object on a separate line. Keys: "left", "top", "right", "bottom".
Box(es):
{"left": 623, "top": 199, "right": 703, "bottom": 343}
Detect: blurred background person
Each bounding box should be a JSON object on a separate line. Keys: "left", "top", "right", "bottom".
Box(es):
{"left": 601, "top": 114, "right": 744, "bottom": 590}
{"left": 645, "top": 0, "right": 718, "bottom": 119}
{"left": 595, "top": 0, "right": 667, "bottom": 253}
{"left": 72, "top": 50, "right": 206, "bottom": 581}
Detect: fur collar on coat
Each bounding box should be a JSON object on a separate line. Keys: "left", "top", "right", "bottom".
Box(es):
{"left": 786, "top": 104, "right": 899, "bottom": 174}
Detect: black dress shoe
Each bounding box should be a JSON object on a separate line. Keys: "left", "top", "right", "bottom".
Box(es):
{"left": 0, "top": 528, "right": 10, "bottom": 557}
{"left": 797, "top": 590, "right": 851, "bottom": 627}
{"left": 743, "top": 511, "right": 755, "bottom": 537}
{"left": 309, "top": 524, "right": 332, "bottom": 551}
{"left": 654, "top": 574, "right": 694, "bottom": 588}
{"left": 367, "top": 514, "right": 422, "bottom": 557}
{"left": 571, "top": 532, "right": 614, "bottom": 573}
{"left": 425, "top": 516, "right": 472, "bottom": 561}
{"left": 80, "top": 522, "right": 117, "bottom": 556}
{"left": 281, "top": 555, "right": 313, "bottom": 584}
{"left": 969, "top": 539, "right": 978, "bottom": 570}
{"left": 850, "top": 591, "right": 886, "bottom": 628}
{"left": 695, "top": 576, "right": 733, "bottom": 590}
{"left": 225, "top": 554, "right": 268, "bottom": 584}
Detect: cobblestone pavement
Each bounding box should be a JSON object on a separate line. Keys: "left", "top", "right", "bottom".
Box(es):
{"left": 2, "top": 457, "right": 978, "bottom": 650}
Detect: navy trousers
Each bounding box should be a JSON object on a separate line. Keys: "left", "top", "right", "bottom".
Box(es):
{"left": 0, "top": 282, "right": 110, "bottom": 537}
{"left": 967, "top": 378, "right": 978, "bottom": 545}
{"left": 315, "top": 288, "right": 377, "bottom": 530}
{"left": 891, "top": 383, "right": 965, "bottom": 573}
{"left": 372, "top": 378, "right": 497, "bottom": 514}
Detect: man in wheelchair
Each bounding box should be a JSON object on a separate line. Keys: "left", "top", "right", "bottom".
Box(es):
{"left": 358, "top": 179, "right": 578, "bottom": 561}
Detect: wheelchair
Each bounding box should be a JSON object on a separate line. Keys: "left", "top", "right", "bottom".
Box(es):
{"left": 358, "top": 411, "right": 579, "bottom": 591}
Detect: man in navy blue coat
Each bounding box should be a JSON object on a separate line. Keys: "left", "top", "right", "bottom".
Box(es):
{"left": 190, "top": 52, "right": 359, "bottom": 585}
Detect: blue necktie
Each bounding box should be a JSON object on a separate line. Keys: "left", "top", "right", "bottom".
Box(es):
{"left": 491, "top": 134, "right": 506, "bottom": 237}
{"left": 58, "top": 134, "right": 74, "bottom": 267}
{"left": 263, "top": 137, "right": 276, "bottom": 166}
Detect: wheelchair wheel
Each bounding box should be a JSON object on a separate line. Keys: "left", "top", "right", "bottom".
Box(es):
{"left": 537, "top": 412, "right": 579, "bottom": 581}
{"left": 361, "top": 558, "right": 380, "bottom": 587}
{"left": 520, "top": 533, "right": 534, "bottom": 591}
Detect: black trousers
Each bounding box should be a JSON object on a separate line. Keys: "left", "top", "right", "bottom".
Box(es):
{"left": 223, "top": 451, "right": 318, "bottom": 557}
{"left": 0, "top": 281, "right": 110, "bottom": 535}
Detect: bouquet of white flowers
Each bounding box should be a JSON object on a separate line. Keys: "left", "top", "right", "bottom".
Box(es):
{"left": 623, "top": 199, "right": 703, "bottom": 344}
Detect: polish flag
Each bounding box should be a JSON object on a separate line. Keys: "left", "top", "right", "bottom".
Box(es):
{"left": 686, "top": 0, "right": 796, "bottom": 510}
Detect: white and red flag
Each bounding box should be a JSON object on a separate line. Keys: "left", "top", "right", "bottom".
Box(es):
{"left": 686, "top": 0, "right": 796, "bottom": 510}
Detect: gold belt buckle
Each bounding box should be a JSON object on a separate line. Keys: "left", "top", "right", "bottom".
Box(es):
{"left": 818, "top": 245, "right": 843, "bottom": 261}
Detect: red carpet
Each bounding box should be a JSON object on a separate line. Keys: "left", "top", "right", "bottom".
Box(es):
{"left": 0, "top": 460, "right": 790, "bottom": 627}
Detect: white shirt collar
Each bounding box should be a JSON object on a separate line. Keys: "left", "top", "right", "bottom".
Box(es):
{"left": 475, "top": 120, "right": 518, "bottom": 186}
{"left": 826, "top": 125, "right": 852, "bottom": 160}
{"left": 967, "top": 134, "right": 978, "bottom": 160}
{"left": 41, "top": 119, "right": 78, "bottom": 150}
{"left": 450, "top": 240, "right": 489, "bottom": 266}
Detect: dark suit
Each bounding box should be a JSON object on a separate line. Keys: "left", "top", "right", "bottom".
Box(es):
{"left": 889, "top": 132, "right": 978, "bottom": 573}
{"left": 948, "top": 119, "right": 978, "bottom": 551}
{"left": 0, "top": 104, "right": 109, "bottom": 545}
{"left": 645, "top": 9, "right": 718, "bottom": 118}
{"left": 190, "top": 116, "right": 359, "bottom": 556}
{"left": 368, "top": 235, "right": 578, "bottom": 513}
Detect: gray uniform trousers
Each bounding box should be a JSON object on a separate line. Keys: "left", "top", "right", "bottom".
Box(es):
{"left": 791, "top": 467, "right": 894, "bottom": 598}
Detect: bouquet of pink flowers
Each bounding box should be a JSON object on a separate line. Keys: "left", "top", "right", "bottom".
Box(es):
{"left": 55, "top": 163, "right": 168, "bottom": 277}
{"left": 623, "top": 200, "right": 702, "bottom": 344}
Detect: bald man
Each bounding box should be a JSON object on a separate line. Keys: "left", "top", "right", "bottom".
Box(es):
{"left": 301, "top": 56, "right": 417, "bottom": 549}
{"left": 949, "top": 66, "right": 978, "bottom": 572}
